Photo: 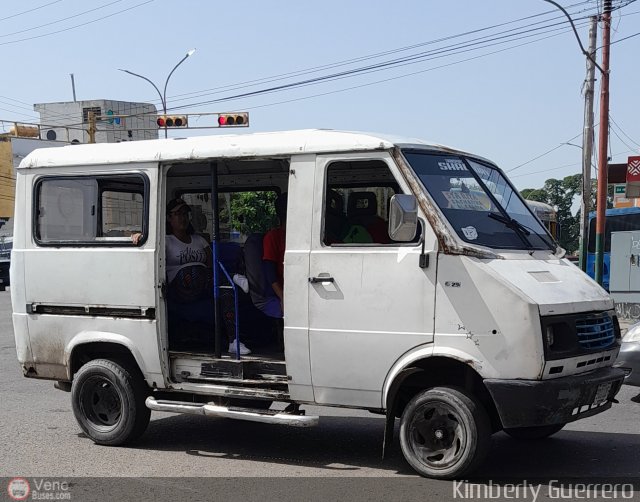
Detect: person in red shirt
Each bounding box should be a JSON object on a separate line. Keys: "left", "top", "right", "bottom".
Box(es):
{"left": 263, "top": 193, "right": 287, "bottom": 315}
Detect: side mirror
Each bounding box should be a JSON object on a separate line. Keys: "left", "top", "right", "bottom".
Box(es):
{"left": 388, "top": 194, "right": 418, "bottom": 242}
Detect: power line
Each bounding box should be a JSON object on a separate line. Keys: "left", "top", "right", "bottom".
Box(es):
{"left": 168, "top": 17, "right": 595, "bottom": 112}
{"left": 134, "top": 1, "right": 602, "bottom": 110}
{"left": 0, "top": 0, "right": 123, "bottom": 39}
{"left": 3, "top": 7, "right": 591, "bottom": 127}
{"left": 162, "top": 2, "right": 635, "bottom": 113}
{"left": 162, "top": 3, "right": 594, "bottom": 105}
{"left": 0, "top": 1, "right": 608, "bottom": 127}
{"left": 234, "top": 29, "right": 589, "bottom": 115}
{"left": 507, "top": 130, "right": 586, "bottom": 173}
{"left": 16, "top": 12, "right": 598, "bottom": 130}
{"left": 510, "top": 161, "right": 582, "bottom": 179}
{"left": 609, "top": 120, "right": 636, "bottom": 152}
{"left": 609, "top": 114, "right": 640, "bottom": 148}
{"left": 0, "top": 0, "right": 62, "bottom": 22}
{"left": 0, "top": 0, "right": 153, "bottom": 47}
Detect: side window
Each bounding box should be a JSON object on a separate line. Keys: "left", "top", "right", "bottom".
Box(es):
{"left": 323, "top": 161, "right": 399, "bottom": 246}
{"left": 101, "top": 189, "right": 144, "bottom": 237}
{"left": 35, "top": 174, "right": 147, "bottom": 245}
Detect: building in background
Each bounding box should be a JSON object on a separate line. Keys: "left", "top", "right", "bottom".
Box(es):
{"left": 34, "top": 99, "right": 158, "bottom": 144}
{"left": 0, "top": 130, "right": 69, "bottom": 219}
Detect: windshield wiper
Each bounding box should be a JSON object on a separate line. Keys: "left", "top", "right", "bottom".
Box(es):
{"left": 488, "top": 212, "right": 530, "bottom": 235}
{"left": 488, "top": 212, "right": 556, "bottom": 251}
{"left": 488, "top": 212, "right": 534, "bottom": 249}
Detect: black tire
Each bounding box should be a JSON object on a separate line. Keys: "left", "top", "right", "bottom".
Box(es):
{"left": 504, "top": 423, "right": 565, "bottom": 440}
{"left": 399, "top": 386, "right": 491, "bottom": 479}
{"left": 71, "top": 359, "right": 150, "bottom": 446}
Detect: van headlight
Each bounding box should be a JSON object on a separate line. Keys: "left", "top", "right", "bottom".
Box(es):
{"left": 545, "top": 326, "right": 555, "bottom": 348}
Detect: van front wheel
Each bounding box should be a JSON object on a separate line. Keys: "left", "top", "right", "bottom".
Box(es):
{"left": 399, "top": 387, "right": 491, "bottom": 479}
{"left": 71, "top": 359, "right": 150, "bottom": 446}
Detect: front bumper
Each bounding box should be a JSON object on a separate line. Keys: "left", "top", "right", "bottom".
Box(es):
{"left": 614, "top": 342, "right": 640, "bottom": 387}
{"left": 484, "top": 367, "right": 625, "bottom": 429}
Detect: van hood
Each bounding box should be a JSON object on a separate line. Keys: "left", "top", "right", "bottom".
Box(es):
{"left": 484, "top": 254, "right": 613, "bottom": 316}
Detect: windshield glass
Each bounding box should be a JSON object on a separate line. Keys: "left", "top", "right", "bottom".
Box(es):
{"left": 403, "top": 151, "right": 555, "bottom": 250}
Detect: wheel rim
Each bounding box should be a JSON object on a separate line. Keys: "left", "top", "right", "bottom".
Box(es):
{"left": 407, "top": 400, "right": 467, "bottom": 471}
{"left": 79, "top": 376, "right": 123, "bottom": 431}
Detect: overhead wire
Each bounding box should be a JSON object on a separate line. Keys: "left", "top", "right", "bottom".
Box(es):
{"left": 0, "top": 0, "right": 124, "bottom": 39}
{"left": 4, "top": 6, "right": 608, "bottom": 130}
{"left": 167, "top": 15, "right": 597, "bottom": 111}
{"left": 0, "top": 0, "right": 153, "bottom": 47}
{"left": 0, "top": 0, "right": 62, "bottom": 22}
{"left": 232, "top": 26, "right": 590, "bottom": 119}
{"left": 161, "top": 2, "right": 596, "bottom": 105}
{"left": 0, "top": 1, "right": 613, "bottom": 125}
{"left": 160, "top": 4, "right": 636, "bottom": 115}
{"left": 609, "top": 114, "right": 640, "bottom": 148}
{"left": 1, "top": 0, "right": 636, "bottom": 138}
{"left": 3, "top": 2, "right": 596, "bottom": 127}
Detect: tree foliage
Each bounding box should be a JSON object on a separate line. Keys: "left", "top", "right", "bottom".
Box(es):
{"left": 520, "top": 174, "right": 613, "bottom": 254}
{"left": 228, "top": 191, "right": 278, "bottom": 235}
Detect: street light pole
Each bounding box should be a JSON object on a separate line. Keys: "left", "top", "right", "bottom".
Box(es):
{"left": 119, "top": 48, "right": 196, "bottom": 139}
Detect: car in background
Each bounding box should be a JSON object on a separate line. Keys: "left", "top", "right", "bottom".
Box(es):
{"left": 0, "top": 236, "right": 11, "bottom": 291}
{"left": 615, "top": 321, "right": 640, "bottom": 387}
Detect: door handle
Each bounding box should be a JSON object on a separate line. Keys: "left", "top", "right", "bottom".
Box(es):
{"left": 309, "top": 276, "right": 334, "bottom": 284}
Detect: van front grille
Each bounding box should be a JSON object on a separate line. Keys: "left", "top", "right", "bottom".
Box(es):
{"left": 575, "top": 315, "right": 615, "bottom": 350}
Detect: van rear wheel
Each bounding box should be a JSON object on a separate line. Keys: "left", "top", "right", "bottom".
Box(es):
{"left": 71, "top": 359, "right": 150, "bottom": 446}
{"left": 399, "top": 386, "right": 491, "bottom": 479}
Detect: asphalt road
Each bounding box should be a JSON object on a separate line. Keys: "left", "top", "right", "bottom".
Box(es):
{"left": 1, "top": 289, "right": 639, "bottom": 500}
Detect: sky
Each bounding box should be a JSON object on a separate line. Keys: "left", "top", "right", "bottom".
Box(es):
{"left": 0, "top": 0, "right": 638, "bottom": 191}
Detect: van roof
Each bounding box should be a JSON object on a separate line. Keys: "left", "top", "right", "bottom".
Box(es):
{"left": 18, "top": 129, "right": 484, "bottom": 169}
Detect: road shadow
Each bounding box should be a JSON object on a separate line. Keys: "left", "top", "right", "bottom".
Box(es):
{"left": 126, "top": 412, "right": 640, "bottom": 478}
{"left": 473, "top": 429, "right": 640, "bottom": 479}
{"left": 132, "top": 413, "right": 413, "bottom": 474}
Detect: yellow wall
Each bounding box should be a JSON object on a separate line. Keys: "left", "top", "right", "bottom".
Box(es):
{"left": 0, "top": 139, "right": 14, "bottom": 218}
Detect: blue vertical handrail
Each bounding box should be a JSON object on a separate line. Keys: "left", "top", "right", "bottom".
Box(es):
{"left": 217, "top": 261, "right": 240, "bottom": 360}
{"left": 212, "top": 239, "right": 221, "bottom": 354}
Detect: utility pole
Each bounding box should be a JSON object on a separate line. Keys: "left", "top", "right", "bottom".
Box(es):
{"left": 88, "top": 111, "right": 96, "bottom": 144}
{"left": 594, "top": 0, "right": 612, "bottom": 285}
{"left": 579, "top": 16, "right": 598, "bottom": 272}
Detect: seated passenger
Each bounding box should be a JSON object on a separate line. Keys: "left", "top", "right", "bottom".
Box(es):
{"left": 324, "top": 189, "right": 347, "bottom": 244}
{"left": 133, "top": 198, "right": 251, "bottom": 355}
{"left": 262, "top": 193, "right": 287, "bottom": 316}
{"left": 345, "top": 191, "right": 389, "bottom": 244}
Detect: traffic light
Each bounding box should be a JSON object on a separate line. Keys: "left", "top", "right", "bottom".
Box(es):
{"left": 157, "top": 115, "right": 188, "bottom": 128}
{"left": 217, "top": 112, "right": 249, "bottom": 127}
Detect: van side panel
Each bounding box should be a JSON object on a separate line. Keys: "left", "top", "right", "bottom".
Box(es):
{"left": 12, "top": 174, "right": 33, "bottom": 369}
{"left": 434, "top": 254, "right": 544, "bottom": 380}
{"left": 15, "top": 166, "right": 163, "bottom": 385}
{"left": 283, "top": 154, "right": 315, "bottom": 402}
{"left": 307, "top": 152, "right": 438, "bottom": 408}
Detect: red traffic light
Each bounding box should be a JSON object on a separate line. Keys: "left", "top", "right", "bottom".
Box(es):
{"left": 157, "top": 115, "right": 188, "bottom": 128}
{"left": 218, "top": 113, "right": 249, "bottom": 127}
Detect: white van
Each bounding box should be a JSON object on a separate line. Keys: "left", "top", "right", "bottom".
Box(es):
{"left": 11, "top": 130, "right": 625, "bottom": 479}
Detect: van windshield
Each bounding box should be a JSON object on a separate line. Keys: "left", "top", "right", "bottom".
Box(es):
{"left": 402, "top": 151, "right": 555, "bottom": 251}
